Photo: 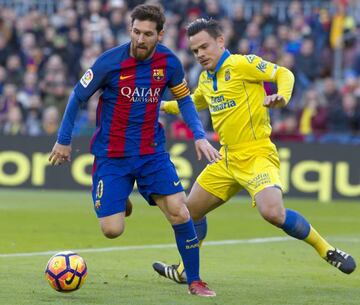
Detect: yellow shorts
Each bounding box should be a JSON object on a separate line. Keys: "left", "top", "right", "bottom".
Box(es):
{"left": 196, "top": 138, "right": 283, "bottom": 205}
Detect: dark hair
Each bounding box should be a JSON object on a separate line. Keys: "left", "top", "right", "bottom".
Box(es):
{"left": 130, "top": 4, "right": 165, "bottom": 33}
{"left": 186, "top": 18, "right": 223, "bottom": 38}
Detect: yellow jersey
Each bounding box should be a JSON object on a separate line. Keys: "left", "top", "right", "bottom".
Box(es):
{"left": 164, "top": 50, "right": 295, "bottom": 146}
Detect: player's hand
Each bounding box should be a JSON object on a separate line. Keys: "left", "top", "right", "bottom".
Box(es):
{"left": 194, "top": 139, "right": 222, "bottom": 163}
{"left": 263, "top": 94, "right": 286, "bottom": 108}
{"left": 160, "top": 101, "right": 166, "bottom": 111}
{"left": 49, "top": 142, "right": 72, "bottom": 166}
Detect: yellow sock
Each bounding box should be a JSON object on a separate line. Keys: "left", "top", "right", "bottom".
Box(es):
{"left": 304, "top": 226, "right": 334, "bottom": 258}
{"left": 177, "top": 240, "right": 204, "bottom": 274}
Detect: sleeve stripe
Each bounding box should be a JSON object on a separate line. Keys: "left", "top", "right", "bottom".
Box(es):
{"left": 271, "top": 65, "right": 278, "bottom": 79}
{"left": 174, "top": 91, "right": 190, "bottom": 99}
{"left": 172, "top": 89, "right": 190, "bottom": 99}
{"left": 171, "top": 82, "right": 187, "bottom": 90}
{"left": 171, "top": 85, "right": 189, "bottom": 94}
{"left": 171, "top": 87, "right": 189, "bottom": 96}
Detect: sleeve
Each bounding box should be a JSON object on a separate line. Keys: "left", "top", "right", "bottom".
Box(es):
{"left": 57, "top": 91, "right": 82, "bottom": 145}
{"left": 192, "top": 85, "right": 208, "bottom": 111}
{"left": 177, "top": 95, "right": 206, "bottom": 140}
{"left": 163, "top": 90, "right": 208, "bottom": 114}
{"left": 273, "top": 66, "right": 295, "bottom": 104}
{"left": 167, "top": 56, "right": 191, "bottom": 100}
{"left": 163, "top": 77, "right": 208, "bottom": 114}
{"left": 239, "top": 54, "right": 281, "bottom": 82}
{"left": 239, "top": 54, "right": 295, "bottom": 104}
{"left": 164, "top": 56, "right": 205, "bottom": 139}
{"left": 73, "top": 54, "right": 108, "bottom": 102}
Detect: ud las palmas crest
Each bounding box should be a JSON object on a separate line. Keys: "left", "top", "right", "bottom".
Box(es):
{"left": 153, "top": 69, "right": 164, "bottom": 81}
{"left": 225, "top": 69, "right": 231, "bottom": 81}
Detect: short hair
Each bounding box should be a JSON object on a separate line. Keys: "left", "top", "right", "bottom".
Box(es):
{"left": 186, "top": 18, "right": 223, "bottom": 38}
{"left": 130, "top": 4, "right": 165, "bottom": 33}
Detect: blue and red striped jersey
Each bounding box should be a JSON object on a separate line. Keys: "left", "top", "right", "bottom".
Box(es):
{"left": 74, "top": 42, "right": 190, "bottom": 157}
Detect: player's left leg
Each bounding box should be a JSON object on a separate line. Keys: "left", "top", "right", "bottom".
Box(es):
{"left": 138, "top": 152, "right": 215, "bottom": 296}
{"left": 154, "top": 192, "right": 216, "bottom": 297}
{"left": 255, "top": 187, "right": 356, "bottom": 274}
{"left": 125, "top": 198, "right": 133, "bottom": 217}
{"left": 153, "top": 182, "right": 225, "bottom": 284}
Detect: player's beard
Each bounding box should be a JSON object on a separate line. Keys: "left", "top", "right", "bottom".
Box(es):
{"left": 131, "top": 43, "right": 156, "bottom": 61}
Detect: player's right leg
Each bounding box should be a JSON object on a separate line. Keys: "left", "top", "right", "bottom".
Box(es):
{"left": 255, "top": 186, "right": 356, "bottom": 274}
{"left": 99, "top": 213, "right": 126, "bottom": 238}
{"left": 91, "top": 157, "right": 134, "bottom": 238}
{"left": 153, "top": 181, "right": 225, "bottom": 284}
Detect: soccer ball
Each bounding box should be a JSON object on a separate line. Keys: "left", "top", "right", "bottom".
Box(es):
{"left": 45, "top": 251, "right": 88, "bottom": 292}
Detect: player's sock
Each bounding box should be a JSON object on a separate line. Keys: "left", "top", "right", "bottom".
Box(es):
{"left": 177, "top": 217, "right": 207, "bottom": 275}
{"left": 194, "top": 217, "right": 207, "bottom": 241}
{"left": 281, "top": 209, "right": 333, "bottom": 257}
{"left": 304, "top": 226, "right": 333, "bottom": 258}
{"left": 172, "top": 219, "right": 200, "bottom": 284}
{"left": 281, "top": 209, "right": 311, "bottom": 240}
{"left": 281, "top": 209, "right": 356, "bottom": 273}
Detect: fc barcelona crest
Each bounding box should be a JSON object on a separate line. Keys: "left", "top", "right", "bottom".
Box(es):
{"left": 153, "top": 69, "right": 164, "bottom": 81}
{"left": 225, "top": 69, "right": 231, "bottom": 81}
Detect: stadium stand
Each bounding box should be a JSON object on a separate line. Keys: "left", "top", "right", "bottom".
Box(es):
{"left": 0, "top": 0, "right": 359, "bottom": 143}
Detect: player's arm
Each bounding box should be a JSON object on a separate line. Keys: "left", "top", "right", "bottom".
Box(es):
{"left": 162, "top": 86, "right": 208, "bottom": 114}
{"left": 49, "top": 91, "right": 80, "bottom": 165}
{"left": 168, "top": 59, "right": 220, "bottom": 162}
{"left": 240, "top": 54, "right": 295, "bottom": 108}
{"left": 264, "top": 66, "right": 294, "bottom": 108}
{"left": 168, "top": 81, "right": 220, "bottom": 162}
{"left": 49, "top": 57, "right": 108, "bottom": 166}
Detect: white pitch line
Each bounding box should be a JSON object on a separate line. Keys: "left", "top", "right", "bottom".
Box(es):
{"left": 0, "top": 236, "right": 357, "bottom": 259}
{"left": 0, "top": 236, "right": 291, "bottom": 258}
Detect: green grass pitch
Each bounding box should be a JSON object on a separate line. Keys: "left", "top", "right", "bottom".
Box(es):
{"left": 0, "top": 189, "right": 359, "bottom": 305}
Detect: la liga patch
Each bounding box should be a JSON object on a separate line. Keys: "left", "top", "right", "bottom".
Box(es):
{"left": 80, "top": 69, "right": 94, "bottom": 88}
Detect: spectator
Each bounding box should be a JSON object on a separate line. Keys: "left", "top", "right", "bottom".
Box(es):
{"left": 73, "top": 94, "right": 99, "bottom": 136}
{"left": 0, "top": 0, "right": 359, "bottom": 142}
{"left": 271, "top": 110, "right": 304, "bottom": 142}
{"left": 229, "top": 4, "right": 247, "bottom": 52}
{"left": 24, "top": 95, "right": 43, "bottom": 136}
{"left": 259, "top": 1, "right": 278, "bottom": 39}
{"left": 0, "top": 65, "right": 7, "bottom": 94}
{"left": 17, "top": 72, "right": 39, "bottom": 110}
{"left": 323, "top": 76, "right": 342, "bottom": 110}
{"left": 320, "top": 93, "right": 360, "bottom": 143}
{"left": 1, "top": 105, "right": 25, "bottom": 135}
{"left": 0, "top": 33, "right": 10, "bottom": 67}
{"left": 41, "top": 106, "right": 59, "bottom": 136}
{"left": 0, "top": 83, "right": 19, "bottom": 126}
{"left": 295, "top": 39, "right": 320, "bottom": 93}
{"left": 5, "top": 54, "right": 23, "bottom": 87}
{"left": 298, "top": 88, "right": 328, "bottom": 140}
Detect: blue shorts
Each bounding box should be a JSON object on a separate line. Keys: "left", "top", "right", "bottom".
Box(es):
{"left": 91, "top": 152, "right": 184, "bottom": 217}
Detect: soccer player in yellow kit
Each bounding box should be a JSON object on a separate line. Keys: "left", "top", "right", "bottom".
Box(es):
{"left": 152, "top": 18, "right": 356, "bottom": 284}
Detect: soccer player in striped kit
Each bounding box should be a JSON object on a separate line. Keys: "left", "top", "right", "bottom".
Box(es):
{"left": 49, "top": 5, "right": 220, "bottom": 297}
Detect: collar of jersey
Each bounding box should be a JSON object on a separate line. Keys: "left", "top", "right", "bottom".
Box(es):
{"left": 206, "top": 49, "right": 231, "bottom": 79}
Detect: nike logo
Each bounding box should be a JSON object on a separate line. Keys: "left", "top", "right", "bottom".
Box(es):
{"left": 173, "top": 181, "right": 181, "bottom": 186}
{"left": 186, "top": 237, "right": 197, "bottom": 243}
{"left": 65, "top": 264, "right": 78, "bottom": 285}
{"left": 120, "top": 74, "right": 133, "bottom": 80}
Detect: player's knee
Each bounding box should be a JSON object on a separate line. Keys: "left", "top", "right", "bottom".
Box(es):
{"left": 259, "top": 204, "right": 285, "bottom": 227}
{"left": 190, "top": 210, "right": 204, "bottom": 223}
{"left": 168, "top": 204, "right": 190, "bottom": 225}
{"left": 101, "top": 224, "right": 125, "bottom": 239}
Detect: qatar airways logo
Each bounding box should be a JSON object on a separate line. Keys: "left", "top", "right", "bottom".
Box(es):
{"left": 120, "top": 87, "right": 161, "bottom": 103}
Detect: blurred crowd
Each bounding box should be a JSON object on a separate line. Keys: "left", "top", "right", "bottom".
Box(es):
{"left": 0, "top": 0, "right": 360, "bottom": 144}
